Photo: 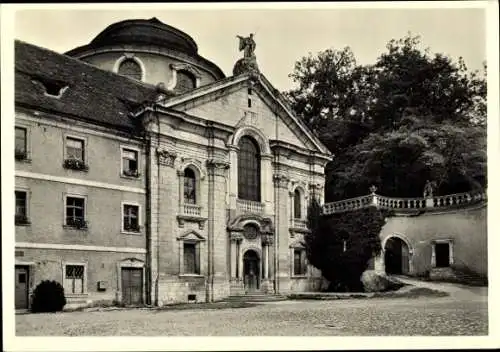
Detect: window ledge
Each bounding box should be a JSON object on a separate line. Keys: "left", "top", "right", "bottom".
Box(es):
{"left": 121, "top": 230, "right": 142, "bottom": 236}
{"left": 176, "top": 214, "right": 207, "bottom": 230}
{"left": 63, "top": 225, "right": 88, "bottom": 231}
{"left": 179, "top": 274, "right": 204, "bottom": 278}
{"left": 15, "top": 222, "right": 31, "bottom": 227}
{"left": 120, "top": 173, "right": 141, "bottom": 181}
{"left": 291, "top": 275, "right": 308, "bottom": 279}
{"left": 65, "top": 293, "right": 89, "bottom": 298}
{"left": 15, "top": 158, "right": 32, "bottom": 164}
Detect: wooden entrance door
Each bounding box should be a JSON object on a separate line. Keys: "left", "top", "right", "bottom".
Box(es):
{"left": 243, "top": 250, "right": 260, "bottom": 292}
{"left": 15, "top": 266, "right": 29, "bottom": 309}
{"left": 121, "top": 268, "right": 143, "bottom": 305}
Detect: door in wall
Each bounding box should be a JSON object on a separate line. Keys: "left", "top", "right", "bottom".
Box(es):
{"left": 121, "top": 268, "right": 143, "bottom": 305}
{"left": 15, "top": 266, "right": 29, "bottom": 309}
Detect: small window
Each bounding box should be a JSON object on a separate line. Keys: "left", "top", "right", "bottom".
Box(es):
{"left": 15, "top": 191, "right": 29, "bottom": 225}
{"left": 15, "top": 127, "right": 27, "bottom": 160}
{"left": 64, "top": 265, "right": 85, "bottom": 294}
{"left": 122, "top": 148, "right": 139, "bottom": 177}
{"left": 248, "top": 98, "right": 252, "bottom": 108}
{"left": 183, "top": 168, "right": 196, "bottom": 204}
{"left": 435, "top": 243, "right": 451, "bottom": 268}
{"left": 293, "top": 249, "right": 307, "bottom": 276}
{"left": 248, "top": 87, "right": 253, "bottom": 95}
{"left": 64, "top": 137, "right": 87, "bottom": 171}
{"left": 123, "top": 204, "right": 140, "bottom": 233}
{"left": 294, "top": 189, "right": 302, "bottom": 219}
{"left": 66, "top": 196, "right": 86, "bottom": 229}
{"left": 183, "top": 242, "right": 200, "bottom": 274}
{"left": 176, "top": 70, "right": 196, "bottom": 93}
{"left": 118, "top": 59, "right": 142, "bottom": 81}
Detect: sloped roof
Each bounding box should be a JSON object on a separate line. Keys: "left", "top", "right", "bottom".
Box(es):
{"left": 15, "top": 40, "right": 167, "bottom": 131}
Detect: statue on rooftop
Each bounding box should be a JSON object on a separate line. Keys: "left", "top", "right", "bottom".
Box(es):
{"left": 237, "top": 33, "right": 256, "bottom": 58}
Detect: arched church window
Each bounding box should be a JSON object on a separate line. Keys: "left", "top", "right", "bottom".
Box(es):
{"left": 183, "top": 168, "right": 196, "bottom": 204}
{"left": 294, "top": 189, "right": 302, "bottom": 219}
{"left": 118, "top": 59, "right": 142, "bottom": 81}
{"left": 238, "top": 136, "right": 261, "bottom": 201}
{"left": 176, "top": 70, "right": 196, "bottom": 93}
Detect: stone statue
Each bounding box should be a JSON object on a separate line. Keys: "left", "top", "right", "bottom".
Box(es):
{"left": 237, "top": 33, "right": 256, "bottom": 58}
{"left": 423, "top": 180, "right": 435, "bottom": 198}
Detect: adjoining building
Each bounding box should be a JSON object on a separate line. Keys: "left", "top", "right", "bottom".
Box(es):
{"left": 14, "top": 17, "right": 331, "bottom": 309}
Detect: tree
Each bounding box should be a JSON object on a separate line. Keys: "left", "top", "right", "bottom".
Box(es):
{"left": 305, "top": 198, "right": 386, "bottom": 292}
{"left": 286, "top": 34, "right": 487, "bottom": 200}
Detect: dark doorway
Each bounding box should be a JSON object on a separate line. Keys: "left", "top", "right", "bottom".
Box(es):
{"left": 435, "top": 243, "right": 450, "bottom": 268}
{"left": 243, "top": 250, "right": 260, "bottom": 292}
{"left": 15, "top": 265, "right": 29, "bottom": 309}
{"left": 121, "top": 268, "right": 143, "bottom": 305}
{"left": 384, "top": 237, "right": 410, "bottom": 275}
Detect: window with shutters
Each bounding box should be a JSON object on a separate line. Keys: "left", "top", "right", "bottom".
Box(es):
{"left": 238, "top": 136, "right": 261, "bottom": 201}
{"left": 64, "top": 264, "right": 86, "bottom": 294}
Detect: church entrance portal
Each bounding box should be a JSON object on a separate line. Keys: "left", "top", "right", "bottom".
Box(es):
{"left": 384, "top": 237, "right": 410, "bottom": 275}
{"left": 243, "top": 250, "right": 260, "bottom": 292}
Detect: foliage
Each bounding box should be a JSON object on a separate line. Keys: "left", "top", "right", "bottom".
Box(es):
{"left": 31, "top": 280, "right": 66, "bottom": 313}
{"left": 305, "top": 199, "right": 386, "bottom": 292}
{"left": 286, "top": 34, "right": 487, "bottom": 200}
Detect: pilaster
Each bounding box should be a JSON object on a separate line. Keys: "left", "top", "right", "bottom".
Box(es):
{"left": 273, "top": 172, "right": 291, "bottom": 294}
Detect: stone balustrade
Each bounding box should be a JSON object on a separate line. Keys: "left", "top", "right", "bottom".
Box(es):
{"left": 236, "top": 199, "right": 264, "bottom": 214}
{"left": 292, "top": 218, "right": 308, "bottom": 229}
{"left": 183, "top": 203, "right": 202, "bottom": 216}
{"left": 322, "top": 189, "right": 487, "bottom": 215}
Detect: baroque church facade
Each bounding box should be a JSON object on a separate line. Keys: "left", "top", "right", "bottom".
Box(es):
{"left": 14, "top": 18, "right": 331, "bottom": 308}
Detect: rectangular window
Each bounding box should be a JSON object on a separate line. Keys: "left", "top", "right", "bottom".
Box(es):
{"left": 15, "top": 127, "right": 27, "bottom": 159}
{"left": 64, "top": 265, "right": 85, "bottom": 294}
{"left": 435, "top": 243, "right": 450, "bottom": 268}
{"left": 122, "top": 148, "right": 139, "bottom": 177}
{"left": 123, "top": 204, "right": 140, "bottom": 232}
{"left": 293, "top": 249, "right": 307, "bottom": 276}
{"left": 183, "top": 242, "right": 200, "bottom": 274}
{"left": 66, "top": 137, "right": 84, "bottom": 161}
{"left": 66, "top": 196, "right": 86, "bottom": 228}
{"left": 15, "top": 190, "right": 29, "bottom": 224}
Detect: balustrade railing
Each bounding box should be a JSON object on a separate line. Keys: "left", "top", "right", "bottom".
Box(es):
{"left": 322, "top": 189, "right": 487, "bottom": 215}
{"left": 237, "top": 199, "right": 264, "bottom": 214}
{"left": 292, "top": 218, "right": 308, "bottom": 229}
{"left": 183, "top": 203, "right": 202, "bottom": 216}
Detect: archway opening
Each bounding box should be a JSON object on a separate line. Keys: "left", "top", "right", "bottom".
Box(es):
{"left": 384, "top": 237, "right": 410, "bottom": 275}
{"left": 243, "top": 249, "right": 260, "bottom": 292}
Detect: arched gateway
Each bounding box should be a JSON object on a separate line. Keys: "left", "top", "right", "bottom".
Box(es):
{"left": 243, "top": 250, "right": 260, "bottom": 292}
{"left": 384, "top": 236, "right": 411, "bottom": 275}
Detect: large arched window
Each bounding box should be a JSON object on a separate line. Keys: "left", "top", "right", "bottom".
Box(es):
{"left": 176, "top": 70, "right": 196, "bottom": 93}
{"left": 183, "top": 168, "right": 196, "bottom": 204}
{"left": 294, "top": 189, "right": 302, "bottom": 219}
{"left": 238, "top": 136, "right": 261, "bottom": 201}
{"left": 118, "top": 59, "right": 142, "bottom": 81}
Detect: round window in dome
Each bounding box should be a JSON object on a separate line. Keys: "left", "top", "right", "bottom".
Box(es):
{"left": 118, "top": 59, "right": 142, "bottom": 81}
{"left": 176, "top": 70, "right": 196, "bottom": 93}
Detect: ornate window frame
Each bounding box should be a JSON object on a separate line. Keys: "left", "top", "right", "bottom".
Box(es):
{"left": 176, "top": 158, "right": 207, "bottom": 229}
{"left": 177, "top": 230, "right": 206, "bottom": 277}
{"left": 168, "top": 63, "right": 201, "bottom": 90}
{"left": 113, "top": 54, "right": 146, "bottom": 82}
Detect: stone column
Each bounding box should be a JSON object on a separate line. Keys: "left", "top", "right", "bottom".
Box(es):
{"left": 273, "top": 172, "right": 290, "bottom": 294}
{"left": 264, "top": 242, "right": 269, "bottom": 279}
{"left": 230, "top": 238, "right": 237, "bottom": 278}
{"left": 431, "top": 242, "right": 436, "bottom": 267}
{"left": 206, "top": 159, "right": 230, "bottom": 302}
{"left": 228, "top": 146, "right": 239, "bottom": 210}
{"left": 238, "top": 239, "right": 244, "bottom": 279}
{"left": 261, "top": 154, "right": 274, "bottom": 215}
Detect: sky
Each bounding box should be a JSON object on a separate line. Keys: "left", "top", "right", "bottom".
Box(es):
{"left": 12, "top": 3, "right": 487, "bottom": 92}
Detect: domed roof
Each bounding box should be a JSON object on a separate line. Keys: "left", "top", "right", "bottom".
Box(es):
{"left": 82, "top": 17, "right": 198, "bottom": 55}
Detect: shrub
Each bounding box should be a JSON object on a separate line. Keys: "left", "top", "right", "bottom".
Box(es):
{"left": 31, "top": 280, "right": 66, "bottom": 313}
{"left": 361, "top": 270, "right": 405, "bottom": 292}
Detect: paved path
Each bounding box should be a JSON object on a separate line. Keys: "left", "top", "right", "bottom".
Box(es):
{"left": 16, "top": 280, "right": 488, "bottom": 336}
{"left": 390, "top": 275, "right": 487, "bottom": 302}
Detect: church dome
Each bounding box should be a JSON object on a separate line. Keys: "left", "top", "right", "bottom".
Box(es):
{"left": 89, "top": 17, "right": 198, "bottom": 55}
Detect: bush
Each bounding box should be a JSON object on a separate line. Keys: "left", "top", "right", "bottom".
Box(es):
{"left": 31, "top": 280, "right": 66, "bottom": 313}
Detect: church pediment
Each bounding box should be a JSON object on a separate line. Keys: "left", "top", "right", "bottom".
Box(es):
{"left": 177, "top": 230, "right": 206, "bottom": 242}
{"left": 160, "top": 73, "right": 331, "bottom": 158}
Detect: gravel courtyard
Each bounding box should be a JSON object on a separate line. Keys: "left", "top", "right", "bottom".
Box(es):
{"left": 16, "top": 282, "right": 487, "bottom": 336}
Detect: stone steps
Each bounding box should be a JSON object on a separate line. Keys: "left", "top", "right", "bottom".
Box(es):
{"left": 222, "top": 293, "right": 288, "bottom": 302}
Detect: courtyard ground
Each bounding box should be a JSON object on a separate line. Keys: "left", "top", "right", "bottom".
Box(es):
{"left": 16, "top": 278, "right": 488, "bottom": 336}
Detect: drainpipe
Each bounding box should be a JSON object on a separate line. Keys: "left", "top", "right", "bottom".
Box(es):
{"left": 155, "top": 106, "right": 161, "bottom": 306}
{"left": 144, "top": 122, "right": 152, "bottom": 306}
